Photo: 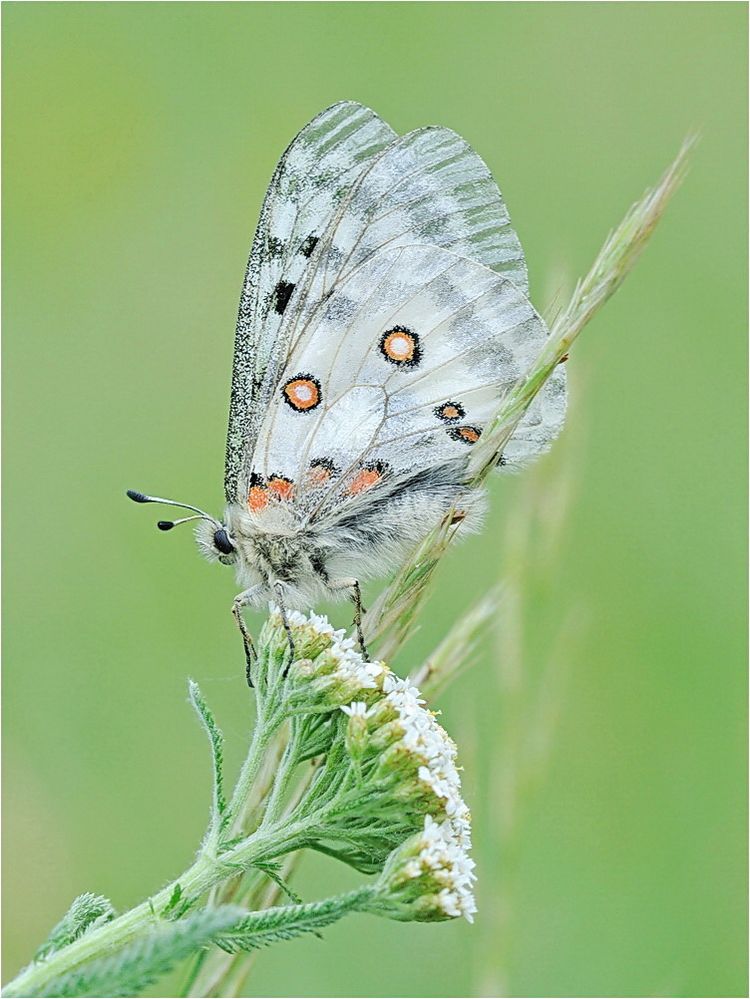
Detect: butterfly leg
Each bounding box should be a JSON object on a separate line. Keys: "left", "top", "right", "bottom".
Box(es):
{"left": 272, "top": 581, "right": 296, "bottom": 674}
{"left": 330, "top": 578, "right": 368, "bottom": 660}
{"left": 232, "top": 586, "right": 263, "bottom": 688}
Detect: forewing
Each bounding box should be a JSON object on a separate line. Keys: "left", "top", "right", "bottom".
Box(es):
{"left": 283, "top": 124, "right": 529, "bottom": 353}
{"left": 225, "top": 101, "right": 397, "bottom": 502}
{"left": 249, "top": 244, "right": 565, "bottom": 523}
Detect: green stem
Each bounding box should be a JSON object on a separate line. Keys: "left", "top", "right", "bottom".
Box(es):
{"left": 5, "top": 856, "right": 210, "bottom": 998}
{"left": 259, "top": 730, "right": 299, "bottom": 827}
{"left": 225, "top": 706, "right": 281, "bottom": 835}
{"left": 4, "top": 819, "right": 311, "bottom": 998}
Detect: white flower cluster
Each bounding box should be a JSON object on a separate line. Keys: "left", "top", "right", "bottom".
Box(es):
{"left": 380, "top": 674, "right": 472, "bottom": 847}
{"left": 282, "top": 608, "right": 343, "bottom": 641}
{"left": 407, "top": 814, "right": 477, "bottom": 922}
{"left": 341, "top": 676, "right": 476, "bottom": 921}
{"left": 327, "top": 643, "right": 386, "bottom": 695}
{"left": 270, "top": 606, "right": 387, "bottom": 707}
{"left": 269, "top": 608, "right": 476, "bottom": 922}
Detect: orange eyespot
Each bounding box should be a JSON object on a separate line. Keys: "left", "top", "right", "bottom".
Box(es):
{"left": 348, "top": 469, "right": 380, "bottom": 495}
{"left": 434, "top": 400, "right": 465, "bottom": 424}
{"left": 448, "top": 425, "right": 482, "bottom": 445}
{"left": 282, "top": 374, "right": 321, "bottom": 412}
{"left": 379, "top": 326, "right": 421, "bottom": 367}
{"left": 346, "top": 461, "right": 389, "bottom": 496}
{"left": 268, "top": 475, "right": 294, "bottom": 501}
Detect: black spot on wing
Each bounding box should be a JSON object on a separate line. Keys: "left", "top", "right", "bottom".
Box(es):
{"left": 447, "top": 425, "right": 481, "bottom": 445}
{"left": 273, "top": 281, "right": 296, "bottom": 315}
{"left": 300, "top": 234, "right": 319, "bottom": 258}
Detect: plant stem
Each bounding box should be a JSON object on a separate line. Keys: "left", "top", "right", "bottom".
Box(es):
{"left": 4, "top": 817, "right": 311, "bottom": 998}
{"left": 258, "top": 722, "right": 301, "bottom": 828}
{"left": 225, "top": 704, "right": 280, "bottom": 835}
{"left": 361, "top": 136, "right": 693, "bottom": 655}
{"left": 5, "top": 856, "right": 209, "bottom": 997}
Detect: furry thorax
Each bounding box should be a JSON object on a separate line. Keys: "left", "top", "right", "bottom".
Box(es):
{"left": 196, "top": 464, "right": 487, "bottom": 609}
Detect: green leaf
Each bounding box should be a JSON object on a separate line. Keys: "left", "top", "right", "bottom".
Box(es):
{"left": 188, "top": 679, "right": 227, "bottom": 830}
{"left": 22, "top": 907, "right": 245, "bottom": 998}
{"left": 215, "top": 889, "right": 374, "bottom": 954}
{"left": 161, "top": 883, "right": 183, "bottom": 917}
{"left": 33, "top": 893, "right": 116, "bottom": 962}
{"left": 308, "top": 841, "right": 384, "bottom": 875}
{"left": 252, "top": 861, "right": 303, "bottom": 905}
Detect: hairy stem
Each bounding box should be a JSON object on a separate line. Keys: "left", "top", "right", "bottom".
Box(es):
{"left": 5, "top": 805, "right": 317, "bottom": 997}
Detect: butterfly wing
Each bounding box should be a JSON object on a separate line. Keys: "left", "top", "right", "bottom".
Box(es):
{"left": 286, "top": 125, "right": 530, "bottom": 349}
{"left": 248, "top": 243, "right": 564, "bottom": 525}
{"left": 228, "top": 109, "right": 536, "bottom": 504}
{"left": 225, "top": 101, "right": 397, "bottom": 502}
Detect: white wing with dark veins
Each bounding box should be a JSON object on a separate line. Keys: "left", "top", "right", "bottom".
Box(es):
{"left": 225, "top": 102, "right": 396, "bottom": 501}
{"left": 228, "top": 103, "right": 557, "bottom": 517}
{"left": 249, "top": 244, "right": 565, "bottom": 523}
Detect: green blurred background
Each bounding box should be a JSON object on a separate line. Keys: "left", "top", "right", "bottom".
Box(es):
{"left": 3, "top": 3, "right": 747, "bottom": 996}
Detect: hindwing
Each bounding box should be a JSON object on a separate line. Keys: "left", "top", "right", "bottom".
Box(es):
{"left": 247, "top": 244, "right": 564, "bottom": 524}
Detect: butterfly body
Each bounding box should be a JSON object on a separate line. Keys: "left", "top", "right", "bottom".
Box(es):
{"left": 197, "top": 457, "right": 486, "bottom": 610}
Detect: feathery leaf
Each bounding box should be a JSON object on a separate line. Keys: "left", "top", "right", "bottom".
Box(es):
{"left": 252, "top": 861, "right": 304, "bottom": 905}
{"left": 188, "top": 679, "right": 227, "bottom": 831}
{"left": 20, "top": 907, "right": 245, "bottom": 998}
{"left": 215, "top": 889, "right": 374, "bottom": 954}
{"left": 33, "top": 894, "right": 116, "bottom": 963}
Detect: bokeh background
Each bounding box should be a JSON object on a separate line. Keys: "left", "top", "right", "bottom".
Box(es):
{"left": 3, "top": 3, "right": 747, "bottom": 997}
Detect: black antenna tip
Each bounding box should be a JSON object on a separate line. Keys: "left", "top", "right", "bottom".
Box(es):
{"left": 157, "top": 520, "right": 175, "bottom": 531}
{"left": 127, "top": 489, "right": 149, "bottom": 503}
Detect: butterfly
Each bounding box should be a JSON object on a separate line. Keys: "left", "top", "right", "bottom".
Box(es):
{"left": 128, "top": 101, "right": 566, "bottom": 660}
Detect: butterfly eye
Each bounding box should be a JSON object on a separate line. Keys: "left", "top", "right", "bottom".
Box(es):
{"left": 214, "top": 528, "right": 235, "bottom": 555}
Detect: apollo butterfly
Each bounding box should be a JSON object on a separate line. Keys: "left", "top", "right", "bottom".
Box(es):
{"left": 128, "top": 102, "right": 567, "bottom": 660}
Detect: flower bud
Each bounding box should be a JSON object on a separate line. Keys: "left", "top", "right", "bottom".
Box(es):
{"left": 267, "top": 607, "right": 343, "bottom": 660}
{"left": 265, "top": 609, "right": 387, "bottom": 713}
{"left": 341, "top": 702, "right": 370, "bottom": 760}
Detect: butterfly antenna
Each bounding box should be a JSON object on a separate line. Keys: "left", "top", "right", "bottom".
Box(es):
{"left": 126, "top": 489, "right": 219, "bottom": 530}
{"left": 157, "top": 515, "right": 206, "bottom": 531}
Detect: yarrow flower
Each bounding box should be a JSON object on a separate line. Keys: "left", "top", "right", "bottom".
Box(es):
{"left": 340, "top": 701, "right": 370, "bottom": 718}
{"left": 265, "top": 606, "right": 388, "bottom": 710}
{"left": 341, "top": 701, "right": 372, "bottom": 760}
{"left": 371, "top": 814, "right": 477, "bottom": 923}
{"left": 260, "top": 608, "right": 476, "bottom": 921}
{"left": 268, "top": 606, "right": 353, "bottom": 661}
{"left": 354, "top": 672, "right": 471, "bottom": 844}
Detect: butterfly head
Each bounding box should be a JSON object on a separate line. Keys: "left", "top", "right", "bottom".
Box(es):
{"left": 126, "top": 489, "right": 238, "bottom": 566}
{"left": 194, "top": 518, "right": 238, "bottom": 566}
